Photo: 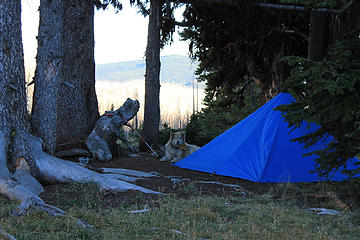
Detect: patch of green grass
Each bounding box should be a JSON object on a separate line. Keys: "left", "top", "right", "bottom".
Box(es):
{"left": 1, "top": 193, "right": 360, "bottom": 240}
{"left": 63, "top": 181, "right": 104, "bottom": 209}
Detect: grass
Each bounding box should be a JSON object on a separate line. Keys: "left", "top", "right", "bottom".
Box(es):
{"left": 95, "top": 79, "right": 205, "bottom": 129}
{"left": 25, "top": 62, "right": 205, "bottom": 129}
{"left": 1, "top": 183, "right": 360, "bottom": 240}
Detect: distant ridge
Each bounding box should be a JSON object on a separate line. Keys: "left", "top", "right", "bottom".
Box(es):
{"left": 95, "top": 55, "right": 197, "bottom": 86}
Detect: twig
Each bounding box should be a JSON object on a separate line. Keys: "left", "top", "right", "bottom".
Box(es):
{"left": 129, "top": 205, "right": 149, "bottom": 213}
{"left": 76, "top": 219, "right": 94, "bottom": 230}
{"left": 0, "top": 226, "right": 17, "bottom": 240}
{"left": 151, "top": 227, "right": 210, "bottom": 240}
{"left": 307, "top": 208, "right": 342, "bottom": 215}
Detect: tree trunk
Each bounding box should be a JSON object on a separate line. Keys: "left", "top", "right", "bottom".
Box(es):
{"left": 56, "top": 0, "right": 99, "bottom": 146}
{"left": 0, "top": 1, "right": 158, "bottom": 219}
{"left": 86, "top": 98, "right": 140, "bottom": 162}
{"left": 0, "top": 0, "right": 28, "bottom": 159}
{"left": 31, "top": 0, "right": 64, "bottom": 154}
{"left": 142, "top": 0, "right": 162, "bottom": 151}
{"left": 308, "top": 11, "right": 326, "bottom": 61}
{"left": 349, "top": 0, "right": 360, "bottom": 36}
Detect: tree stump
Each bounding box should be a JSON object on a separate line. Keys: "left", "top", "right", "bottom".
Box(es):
{"left": 85, "top": 98, "right": 139, "bottom": 162}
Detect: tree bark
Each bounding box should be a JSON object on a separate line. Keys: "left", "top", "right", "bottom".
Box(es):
{"left": 0, "top": 1, "right": 158, "bottom": 219}
{"left": 349, "top": 0, "right": 360, "bottom": 36}
{"left": 56, "top": 0, "right": 99, "bottom": 145}
{"left": 308, "top": 11, "right": 326, "bottom": 61}
{"left": 142, "top": 0, "right": 162, "bottom": 151}
{"left": 31, "top": 0, "right": 64, "bottom": 154}
{"left": 0, "top": 0, "right": 28, "bottom": 163}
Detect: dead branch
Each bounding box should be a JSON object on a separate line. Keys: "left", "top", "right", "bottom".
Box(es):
{"left": 0, "top": 226, "right": 17, "bottom": 240}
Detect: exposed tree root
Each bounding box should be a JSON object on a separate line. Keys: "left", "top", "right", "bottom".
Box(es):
{"left": 0, "top": 132, "right": 10, "bottom": 179}
{"left": 0, "top": 130, "right": 159, "bottom": 237}
{"left": 14, "top": 132, "right": 159, "bottom": 194}
{"left": 0, "top": 130, "right": 159, "bottom": 227}
{"left": 0, "top": 179, "right": 65, "bottom": 217}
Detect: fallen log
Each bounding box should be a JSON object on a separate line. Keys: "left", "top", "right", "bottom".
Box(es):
{"left": 85, "top": 98, "right": 139, "bottom": 162}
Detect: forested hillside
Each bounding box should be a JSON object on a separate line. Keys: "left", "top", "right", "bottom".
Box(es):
{"left": 96, "top": 55, "right": 197, "bottom": 86}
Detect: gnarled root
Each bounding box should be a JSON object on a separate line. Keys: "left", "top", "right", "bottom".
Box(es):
{"left": 15, "top": 131, "right": 159, "bottom": 194}
{"left": 0, "top": 179, "right": 65, "bottom": 216}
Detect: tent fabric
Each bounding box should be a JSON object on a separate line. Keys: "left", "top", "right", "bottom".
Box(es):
{"left": 174, "top": 93, "right": 359, "bottom": 183}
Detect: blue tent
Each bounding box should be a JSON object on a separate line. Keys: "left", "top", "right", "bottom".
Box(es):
{"left": 175, "top": 93, "right": 359, "bottom": 183}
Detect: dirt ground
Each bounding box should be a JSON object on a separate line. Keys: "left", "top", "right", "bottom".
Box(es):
{"left": 40, "top": 154, "right": 359, "bottom": 211}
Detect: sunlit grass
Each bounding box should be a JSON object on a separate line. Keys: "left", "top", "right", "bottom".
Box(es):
{"left": 25, "top": 63, "right": 205, "bottom": 129}
{"left": 96, "top": 79, "right": 205, "bottom": 129}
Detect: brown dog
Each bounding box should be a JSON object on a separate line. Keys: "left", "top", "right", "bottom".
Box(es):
{"left": 160, "top": 131, "right": 200, "bottom": 163}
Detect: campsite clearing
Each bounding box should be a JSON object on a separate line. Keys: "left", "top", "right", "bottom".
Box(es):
{"left": 1, "top": 155, "right": 359, "bottom": 239}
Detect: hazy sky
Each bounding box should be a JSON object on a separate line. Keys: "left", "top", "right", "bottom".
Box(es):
{"left": 21, "top": 0, "right": 190, "bottom": 64}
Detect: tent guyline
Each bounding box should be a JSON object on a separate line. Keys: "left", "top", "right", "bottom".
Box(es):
{"left": 104, "top": 110, "right": 159, "bottom": 158}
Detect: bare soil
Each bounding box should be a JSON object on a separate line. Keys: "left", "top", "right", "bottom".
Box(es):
{"left": 40, "top": 154, "right": 359, "bottom": 211}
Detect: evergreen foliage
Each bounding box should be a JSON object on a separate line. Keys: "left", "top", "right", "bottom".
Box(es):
{"left": 185, "top": 92, "right": 261, "bottom": 146}
{"left": 181, "top": 2, "right": 308, "bottom": 146}
{"left": 277, "top": 38, "right": 360, "bottom": 177}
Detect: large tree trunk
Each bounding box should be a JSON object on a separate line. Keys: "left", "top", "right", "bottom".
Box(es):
{"left": 31, "top": 0, "right": 64, "bottom": 154}
{"left": 308, "top": 11, "right": 326, "bottom": 61}
{"left": 349, "top": 0, "right": 360, "bottom": 36}
{"left": 31, "top": 0, "right": 99, "bottom": 152}
{"left": 0, "top": 0, "right": 28, "bottom": 157}
{"left": 0, "top": 1, "right": 158, "bottom": 220}
{"left": 56, "top": 0, "right": 99, "bottom": 146}
{"left": 141, "top": 0, "right": 162, "bottom": 151}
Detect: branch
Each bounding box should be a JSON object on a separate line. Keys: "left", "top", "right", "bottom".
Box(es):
{"left": 258, "top": 3, "right": 341, "bottom": 13}
{"left": 0, "top": 227, "right": 17, "bottom": 240}
{"left": 336, "top": 0, "right": 353, "bottom": 15}
{"left": 174, "top": 20, "right": 192, "bottom": 27}
{"left": 284, "top": 28, "right": 309, "bottom": 41}
{"left": 163, "top": 16, "right": 193, "bottom": 27}
{"left": 172, "top": 0, "right": 342, "bottom": 13}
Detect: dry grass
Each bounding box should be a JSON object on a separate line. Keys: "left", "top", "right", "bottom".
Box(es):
{"left": 25, "top": 63, "right": 204, "bottom": 129}
{"left": 25, "top": 59, "right": 36, "bottom": 111}
{"left": 96, "top": 79, "right": 205, "bottom": 129}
